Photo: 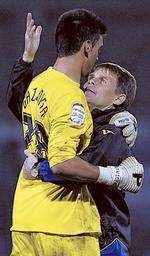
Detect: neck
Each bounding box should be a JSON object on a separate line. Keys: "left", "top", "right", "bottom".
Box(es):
{"left": 53, "top": 54, "right": 83, "bottom": 84}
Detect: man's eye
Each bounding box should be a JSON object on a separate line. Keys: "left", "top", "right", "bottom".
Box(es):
{"left": 101, "top": 78, "right": 106, "bottom": 84}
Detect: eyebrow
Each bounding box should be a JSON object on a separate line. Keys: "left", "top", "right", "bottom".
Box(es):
{"left": 99, "top": 75, "right": 108, "bottom": 80}
{"left": 88, "top": 73, "right": 109, "bottom": 81}
{"left": 88, "top": 73, "right": 95, "bottom": 79}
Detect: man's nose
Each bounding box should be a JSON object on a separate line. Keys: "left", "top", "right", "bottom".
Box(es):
{"left": 83, "top": 82, "right": 88, "bottom": 90}
{"left": 89, "top": 79, "right": 95, "bottom": 86}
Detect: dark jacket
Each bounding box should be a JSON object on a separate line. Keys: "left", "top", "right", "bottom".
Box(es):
{"left": 81, "top": 108, "right": 132, "bottom": 250}
{"left": 7, "top": 58, "right": 132, "bottom": 251}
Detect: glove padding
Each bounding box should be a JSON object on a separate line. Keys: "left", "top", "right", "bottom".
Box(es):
{"left": 98, "top": 157, "right": 144, "bottom": 193}
{"left": 23, "top": 150, "right": 38, "bottom": 179}
{"left": 109, "top": 111, "right": 138, "bottom": 147}
{"left": 23, "top": 151, "right": 62, "bottom": 182}
{"left": 117, "top": 156, "right": 144, "bottom": 192}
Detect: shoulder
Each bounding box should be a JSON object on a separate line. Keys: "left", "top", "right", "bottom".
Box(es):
{"left": 96, "top": 123, "right": 123, "bottom": 139}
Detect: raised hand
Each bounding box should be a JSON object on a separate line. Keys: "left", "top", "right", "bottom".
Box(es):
{"left": 23, "top": 13, "right": 42, "bottom": 63}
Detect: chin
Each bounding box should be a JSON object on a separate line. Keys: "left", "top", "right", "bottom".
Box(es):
{"left": 82, "top": 70, "right": 90, "bottom": 77}
{"left": 85, "top": 91, "right": 94, "bottom": 100}
{"left": 82, "top": 65, "right": 92, "bottom": 77}
{"left": 86, "top": 97, "right": 93, "bottom": 104}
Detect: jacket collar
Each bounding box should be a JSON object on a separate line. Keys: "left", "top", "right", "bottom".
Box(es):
{"left": 91, "top": 108, "right": 121, "bottom": 128}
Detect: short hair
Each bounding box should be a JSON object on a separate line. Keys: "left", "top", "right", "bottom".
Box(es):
{"left": 94, "top": 62, "right": 137, "bottom": 110}
{"left": 55, "top": 9, "right": 107, "bottom": 57}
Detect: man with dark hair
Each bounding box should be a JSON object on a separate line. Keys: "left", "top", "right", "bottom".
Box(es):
{"left": 9, "top": 10, "right": 107, "bottom": 256}
{"left": 55, "top": 9, "right": 106, "bottom": 57}
{"left": 8, "top": 12, "right": 143, "bottom": 256}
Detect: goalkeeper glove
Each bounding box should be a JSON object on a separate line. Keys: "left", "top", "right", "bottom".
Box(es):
{"left": 23, "top": 150, "right": 38, "bottom": 179}
{"left": 97, "top": 156, "right": 144, "bottom": 193}
{"left": 109, "top": 111, "right": 138, "bottom": 147}
{"left": 23, "top": 150, "right": 63, "bottom": 182}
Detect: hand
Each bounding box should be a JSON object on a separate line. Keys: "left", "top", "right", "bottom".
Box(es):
{"left": 117, "top": 156, "right": 144, "bottom": 193}
{"left": 23, "top": 13, "right": 42, "bottom": 63}
{"left": 23, "top": 150, "right": 38, "bottom": 179}
{"left": 109, "top": 111, "right": 138, "bottom": 147}
{"left": 98, "top": 157, "right": 144, "bottom": 193}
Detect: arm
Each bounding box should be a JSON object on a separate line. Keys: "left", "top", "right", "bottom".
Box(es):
{"left": 51, "top": 125, "right": 143, "bottom": 192}
{"left": 7, "top": 13, "right": 42, "bottom": 122}
{"left": 24, "top": 145, "right": 144, "bottom": 193}
{"left": 7, "top": 59, "right": 33, "bottom": 122}
{"left": 23, "top": 96, "right": 144, "bottom": 193}
{"left": 36, "top": 125, "right": 130, "bottom": 179}
{"left": 38, "top": 125, "right": 135, "bottom": 185}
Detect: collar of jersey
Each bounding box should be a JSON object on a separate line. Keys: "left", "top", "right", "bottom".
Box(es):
{"left": 48, "top": 67, "right": 80, "bottom": 88}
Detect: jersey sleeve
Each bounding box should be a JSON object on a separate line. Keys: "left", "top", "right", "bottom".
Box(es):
{"left": 47, "top": 92, "right": 92, "bottom": 167}
{"left": 7, "top": 58, "right": 33, "bottom": 122}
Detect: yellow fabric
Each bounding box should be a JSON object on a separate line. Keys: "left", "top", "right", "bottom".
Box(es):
{"left": 11, "top": 231, "right": 100, "bottom": 256}
{"left": 11, "top": 68, "right": 100, "bottom": 235}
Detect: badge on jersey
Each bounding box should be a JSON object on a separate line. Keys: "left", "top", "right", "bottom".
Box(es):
{"left": 70, "top": 103, "right": 85, "bottom": 126}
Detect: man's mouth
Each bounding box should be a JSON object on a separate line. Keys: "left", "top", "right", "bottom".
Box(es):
{"left": 84, "top": 88, "right": 95, "bottom": 94}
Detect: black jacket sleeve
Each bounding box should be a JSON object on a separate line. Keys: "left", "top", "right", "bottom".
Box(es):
{"left": 6, "top": 58, "right": 33, "bottom": 123}
{"left": 80, "top": 124, "right": 132, "bottom": 166}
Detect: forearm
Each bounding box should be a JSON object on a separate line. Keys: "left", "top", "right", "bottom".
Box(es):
{"left": 52, "top": 156, "right": 99, "bottom": 183}
{"left": 52, "top": 156, "right": 144, "bottom": 193}
{"left": 24, "top": 152, "right": 144, "bottom": 193}
{"left": 51, "top": 156, "right": 119, "bottom": 186}
{"left": 7, "top": 58, "right": 33, "bottom": 122}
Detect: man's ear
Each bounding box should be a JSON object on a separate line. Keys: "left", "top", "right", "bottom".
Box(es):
{"left": 83, "top": 40, "right": 93, "bottom": 58}
{"left": 113, "top": 94, "right": 126, "bottom": 106}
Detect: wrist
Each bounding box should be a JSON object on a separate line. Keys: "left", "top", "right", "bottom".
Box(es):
{"left": 22, "top": 51, "right": 35, "bottom": 63}
{"left": 97, "top": 166, "right": 121, "bottom": 186}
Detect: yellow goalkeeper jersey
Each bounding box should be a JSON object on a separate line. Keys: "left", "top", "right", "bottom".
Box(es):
{"left": 11, "top": 67, "right": 100, "bottom": 235}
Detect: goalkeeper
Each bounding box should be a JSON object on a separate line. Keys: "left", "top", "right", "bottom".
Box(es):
{"left": 7, "top": 14, "right": 143, "bottom": 256}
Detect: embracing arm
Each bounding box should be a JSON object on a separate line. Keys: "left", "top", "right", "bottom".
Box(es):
{"left": 36, "top": 125, "right": 131, "bottom": 180}
{"left": 23, "top": 110, "right": 143, "bottom": 193}
{"left": 52, "top": 125, "right": 143, "bottom": 192}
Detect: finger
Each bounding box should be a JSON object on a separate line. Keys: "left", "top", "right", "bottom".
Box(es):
{"left": 125, "top": 134, "right": 134, "bottom": 145}
{"left": 35, "top": 25, "right": 42, "bottom": 38}
{"left": 24, "top": 150, "right": 33, "bottom": 157}
{"left": 122, "top": 124, "right": 135, "bottom": 136}
{"left": 26, "top": 13, "right": 32, "bottom": 28}
{"left": 29, "top": 24, "right": 36, "bottom": 38}
{"left": 26, "top": 19, "right": 34, "bottom": 35}
{"left": 24, "top": 150, "right": 38, "bottom": 162}
{"left": 129, "top": 139, "right": 135, "bottom": 148}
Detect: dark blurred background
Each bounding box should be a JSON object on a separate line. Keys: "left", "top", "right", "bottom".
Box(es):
{"left": 0, "top": 0, "right": 150, "bottom": 255}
